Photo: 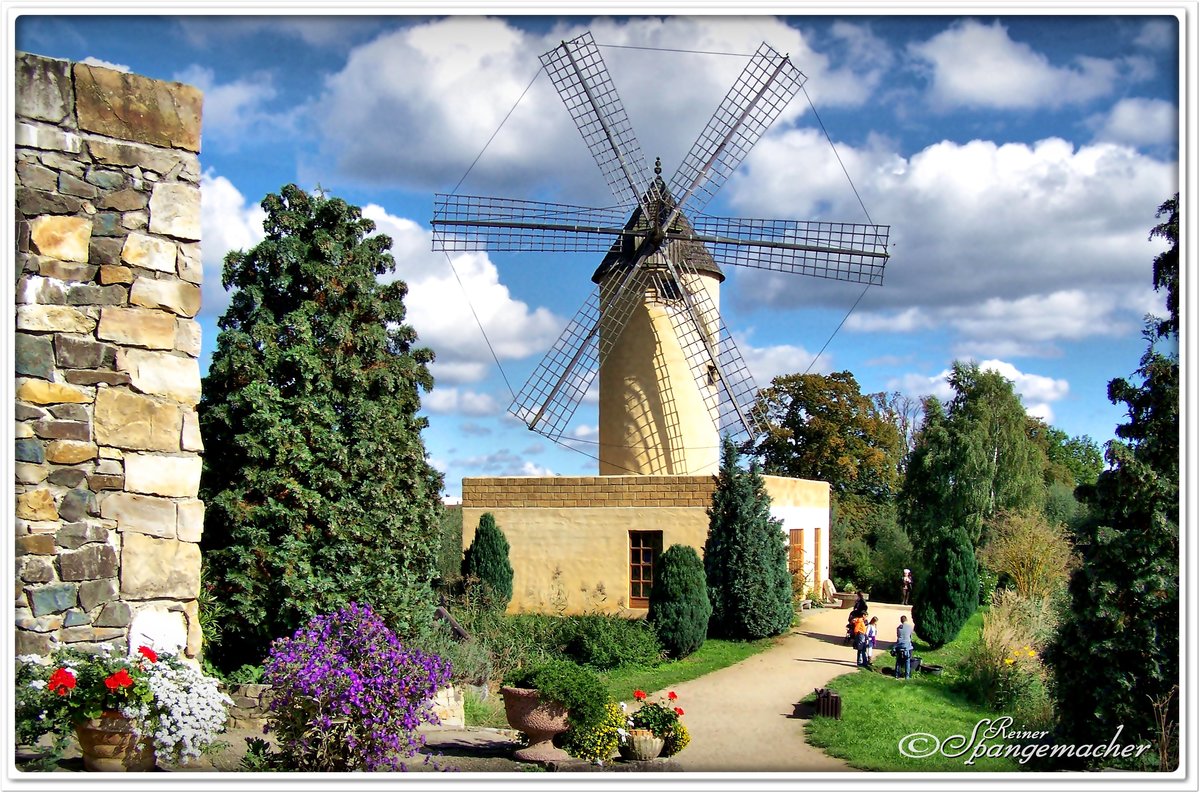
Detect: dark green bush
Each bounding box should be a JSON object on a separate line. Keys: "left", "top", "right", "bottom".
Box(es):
{"left": 648, "top": 545, "right": 712, "bottom": 658}
{"left": 912, "top": 526, "right": 978, "bottom": 648}
{"left": 436, "top": 505, "right": 463, "bottom": 590}
{"left": 503, "top": 659, "right": 609, "bottom": 737}
{"left": 462, "top": 513, "right": 514, "bottom": 608}
{"left": 561, "top": 615, "right": 664, "bottom": 670}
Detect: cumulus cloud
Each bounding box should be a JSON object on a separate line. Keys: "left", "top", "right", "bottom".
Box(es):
{"left": 1087, "top": 97, "right": 1177, "bottom": 147}
{"left": 459, "top": 421, "right": 493, "bottom": 437}
{"left": 306, "top": 17, "right": 892, "bottom": 197}
{"left": 450, "top": 449, "right": 555, "bottom": 476}
{"left": 737, "top": 335, "right": 831, "bottom": 383}
{"left": 887, "top": 359, "right": 1069, "bottom": 422}
{"left": 81, "top": 56, "right": 129, "bottom": 72}
{"left": 173, "top": 65, "right": 292, "bottom": 144}
{"left": 907, "top": 20, "right": 1124, "bottom": 110}
{"left": 424, "top": 388, "right": 501, "bottom": 417}
{"left": 198, "top": 171, "right": 266, "bottom": 319}
{"left": 362, "top": 204, "right": 564, "bottom": 384}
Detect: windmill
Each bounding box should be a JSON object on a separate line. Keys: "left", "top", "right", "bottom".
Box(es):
{"left": 432, "top": 32, "right": 890, "bottom": 476}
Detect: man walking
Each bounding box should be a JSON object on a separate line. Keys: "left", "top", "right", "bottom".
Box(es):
{"left": 895, "top": 615, "right": 914, "bottom": 679}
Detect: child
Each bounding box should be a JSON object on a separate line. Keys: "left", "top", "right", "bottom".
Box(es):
{"left": 866, "top": 616, "right": 879, "bottom": 664}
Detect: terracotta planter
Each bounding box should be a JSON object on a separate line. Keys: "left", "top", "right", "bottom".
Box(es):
{"left": 619, "top": 729, "right": 664, "bottom": 761}
{"left": 499, "top": 686, "right": 571, "bottom": 763}
{"left": 75, "top": 711, "right": 156, "bottom": 772}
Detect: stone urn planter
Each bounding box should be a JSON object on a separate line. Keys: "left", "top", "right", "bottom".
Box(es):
{"left": 75, "top": 711, "right": 156, "bottom": 772}
{"left": 500, "top": 686, "right": 571, "bottom": 763}
{"left": 619, "top": 728, "right": 664, "bottom": 762}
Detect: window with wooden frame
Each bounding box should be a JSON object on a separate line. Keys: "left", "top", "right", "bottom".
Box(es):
{"left": 628, "top": 531, "right": 663, "bottom": 608}
{"left": 788, "top": 528, "right": 805, "bottom": 576}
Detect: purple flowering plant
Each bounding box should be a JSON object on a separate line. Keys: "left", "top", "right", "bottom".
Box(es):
{"left": 261, "top": 602, "right": 452, "bottom": 771}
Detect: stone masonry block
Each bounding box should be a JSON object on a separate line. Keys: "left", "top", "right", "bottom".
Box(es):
{"left": 121, "top": 533, "right": 201, "bottom": 600}
{"left": 124, "top": 453, "right": 202, "bottom": 498}
{"left": 97, "top": 306, "right": 177, "bottom": 350}
{"left": 148, "top": 183, "right": 201, "bottom": 240}
{"left": 29, "top": 216, "right": 92, "bottom": 262}
{"left": 94, "top": 388, "right": 183, "bottom": 452}
{"left": 74, "top": 62, "right": 202, "bottom": 152}
{"left": 117, "top": 348, "right": 201, "bottom": 405}
{"left": 100, "top": 491, "right": 177, "bottom": 538}
{"left": 16, "top": 53, "right": 72, "bottom": 123}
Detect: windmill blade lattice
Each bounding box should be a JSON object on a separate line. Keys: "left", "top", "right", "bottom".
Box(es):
{"left": 669, "top": 42, "right": 806, "bottom": 220}
{"left": 540, "top": 32, "right": 657, "bottom": 214}
{"left": 688, "top": 215, "right": 890, "bottom": 284}
{"left": 432, "top": 194, "right": 628, "bottom": 253}
{"left": 508, "top": 264, "right": 655, "bottom": 440}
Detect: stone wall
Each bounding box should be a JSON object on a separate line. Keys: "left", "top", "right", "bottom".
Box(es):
{"left": 14, "top": 52, "right": 205, "bottom": 659}
{"left": 461, "top": 475, "right": 717, "bottom": 508}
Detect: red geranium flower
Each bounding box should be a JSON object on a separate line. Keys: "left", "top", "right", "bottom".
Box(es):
{"left": 674, "top": 707, "right": 685, "bottom": 716}
{"left": 633, "top": 689, "right": 646, "bottom": 701}
{"left": 48, "top": 668, "right": 76, "bottom": 696}
{"left": 104, "top": 669, "right": 134, "bottom": 690}
{"left": 137, "top": 645, "right": 158, "bottom": 663}
{"left": 667, "top": 691, "right": 678, "bottom": 701}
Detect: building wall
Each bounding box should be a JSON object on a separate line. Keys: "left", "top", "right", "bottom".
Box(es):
{"left": 462, "top": 474, "right": 829, "bottom": 614}
{"left": 14, "top": 52, "right": 205, "bottom": 658}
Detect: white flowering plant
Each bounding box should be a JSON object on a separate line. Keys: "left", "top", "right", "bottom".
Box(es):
{"left": 15, "top": 644, "right": 231, "bottom": 769}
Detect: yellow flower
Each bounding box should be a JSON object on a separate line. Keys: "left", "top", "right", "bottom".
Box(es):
{"left": 1027, "top": 650, "right": 1036, "bottom": 657}
{"left": 1004, "top": 658, "right": 1015, "bottom": 665}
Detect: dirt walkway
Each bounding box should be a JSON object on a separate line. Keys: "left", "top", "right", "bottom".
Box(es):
{"left": 666, "top": 600, "right": 912, "bottom": 772}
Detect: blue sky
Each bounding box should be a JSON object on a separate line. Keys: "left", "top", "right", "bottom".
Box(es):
{"left": 15, "top": 12, "right": 1182, "bottom": 499}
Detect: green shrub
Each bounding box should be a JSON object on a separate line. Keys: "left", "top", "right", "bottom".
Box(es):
{"left": 562, "top": 615, "right": 664, "bottom": 670}
{"left": 419, "top": 621, "right": 494, "bottom": 686}
{"left": 462, "top": 513, "right": 514, "bottom": 608}
{"left": 436, "top": 505, "right": 463, "bottom": 589}
{"left": 958, "top": 592, "right": 1055, "bottom": 727}
{"left": 704, "top": 438, "right": 793, "bottom": 639}
{"left": 912, "top": 526, "right": 978, "bottom": 648}
{"left": 503, "top": 659, "right": 609, "bottom": 739}
{"left": 648, "top": 544, "right": 712, "bottom": 658}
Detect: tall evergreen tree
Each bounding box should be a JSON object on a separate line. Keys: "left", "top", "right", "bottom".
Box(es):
{"left": 199, "top": 185, "right": 444, "bottom": 669}
{"left": 704, "top": 438, "right": 793, "bottom": 640}
{"left": 1045, "top": 196, "right": 1179, "bottom": 769}
{"left": 462, "top": 513, "right": 514, "bottom": 608}
{"left": 648, "top": 544, "right": 712, "bottom": 658}
{"left": 910, "top": 525, "right": 978, "bottom": 648}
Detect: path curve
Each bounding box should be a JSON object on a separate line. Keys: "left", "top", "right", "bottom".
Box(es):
{"left": 663, "top": 600, "right": 912, "bottom": 772}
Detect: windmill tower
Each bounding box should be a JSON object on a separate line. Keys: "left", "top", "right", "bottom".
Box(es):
{"left": 433, "top": 33, "right": 890, "bottom": 475}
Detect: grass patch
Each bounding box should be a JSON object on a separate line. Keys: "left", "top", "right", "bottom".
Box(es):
{"left": 806, "top": 608, "right": 1034, "bottom": 772}
{"left": 463, "top": 686, "right": 508, "bottom": 728}
{"left": 599, "top": 637, "right": 776, "bottom": 702}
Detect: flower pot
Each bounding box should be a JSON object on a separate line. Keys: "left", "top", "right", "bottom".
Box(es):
{"left": 499, "top": 686, "right": 571, "bottom": 763}
{"left": 619, "top": 729, "right": 664, "bottom": 762}
{"left": 75, "top": 711, "right": 156, "bottom": 772}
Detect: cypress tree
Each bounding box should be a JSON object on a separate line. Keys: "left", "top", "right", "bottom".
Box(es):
{"left": 199, "top": 184, "right": 444, "bottom": 669}
{"left": 648, "top": 544, "right": 712, "bottom": 658}
{"left": 910, "top": 525, "right": 978, "bottom": 647}
{"left": 704, "top": 438, "right": 793, "bottom": 639}
{"left": 462, "top": 512, "right": 514, "bottom": 608}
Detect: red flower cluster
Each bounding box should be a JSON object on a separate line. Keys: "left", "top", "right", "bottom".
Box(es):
{"left": 674, "top": 707, "right": 685, "bottom": 716}
{"left": 48, "top": 668, "right": 76, "bottom": 696}
{"left": 633, "top": 689, "right": 647, "bottom": 701}
{"left": 104, "top": 669, "right": 134, "bottom": 691}
{"left": 667, "top": 691, "right": 678, "bottom": 701}
{"left": 137, "top": 645, "right": 158, "bottom": 663}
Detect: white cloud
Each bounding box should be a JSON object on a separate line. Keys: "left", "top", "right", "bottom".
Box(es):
{"left": 1134, "top": 19, "right": 1175, "bottom": 50}
{"left": 459, "top": 421, "right": 493, "bottom": 437}
{"left": 450, "top": 449, "right": 555, "bottom": 476}
{"left": 424, "top": 388, "right": 500, "bottom": 417}
{"left": 888, "top": 359, "right": 1068, "bottom": 422}
{"left": 908, "top": 20, "right": 1122, "bottom": 110}
{"left": 1087, "top": 97, "right": 1177, "bottom": 147}
{"left": 81, "top": 56, "right": 129, "bottom": 73}
{"left": 198, "top": 171, "right": 266, "bottom": 319}
{"left": 738, "top": 335, "right": 831, "bottom": 383}
{"left": 362, "top": 204, "right": 564, "bottom": 384}
{"left": 172, "top": 65, "right": 289, "bottom": 143}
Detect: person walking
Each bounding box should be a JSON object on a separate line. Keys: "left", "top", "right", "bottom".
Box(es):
{"left": 894, "top": 614, "right": 915, "bottom": 679}
{"left": 851, "top": 612, "right": 869, "bottom": 667}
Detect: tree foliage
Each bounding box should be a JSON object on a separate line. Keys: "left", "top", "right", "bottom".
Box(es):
{"left": 704, "top": 438, "right": 793, "bottom": 640}
{"left": 462, "top": 513, "right": 514, "bottom": 608}
{"left": 751, "top": 371, "right": 904, "bottom": 499}
{"left": 199, "top": 184, "right": 444, "bottom": 669}
{"left": 1045, "top": 195, "right": 1179, "bottom": 768}
{"left": 911, "top": 525, "right": 979, "bottom": 648}
{"left": 648, "top": 545, "right": 712, "bottom": 658}
{"left": 979, "top": 510, "right": 1074, "bottom": 598}
{"left": 899, "top": 363, "right": 1047, "bottom": 549}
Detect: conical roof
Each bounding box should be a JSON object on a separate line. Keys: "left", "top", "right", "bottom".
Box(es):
{"left": 591, "top": 170, "right": 725, "bottom": 285}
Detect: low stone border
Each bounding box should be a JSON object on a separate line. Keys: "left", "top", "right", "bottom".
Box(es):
{"left": 221, "top": 684, "right": 464, "bottom": 729}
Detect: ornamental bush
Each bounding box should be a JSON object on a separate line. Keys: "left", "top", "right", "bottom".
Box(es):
{"left": 648, "top": 544, "right": 712, "bottom": 658}
{"left": 911, "top": 526, "right": 978, "bottom": 648}
{"left": 503, "top": 659, "right": 608, "bottom": 743}
{"left": 462, "top": 513, "right": 514, "bottom": 609}
{"left": 262, "top": 602, "right": 451, "bottom": 771}
{"left": 562, "top": 615, "right": 664, "bottom": 670}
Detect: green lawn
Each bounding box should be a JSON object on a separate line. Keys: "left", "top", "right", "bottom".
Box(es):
{"left": 464, "top": 636, "right": 776, "bottom": 728}
{"left": 805, "top": 610, "right": 1034, "bottom": 772}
